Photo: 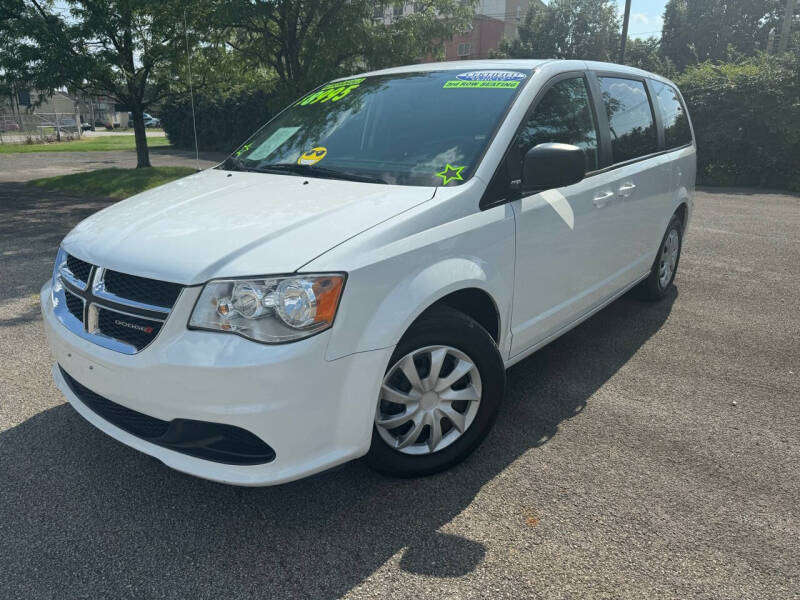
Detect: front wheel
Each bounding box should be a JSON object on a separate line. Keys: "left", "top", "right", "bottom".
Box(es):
{"left": 365, "top": 306, "right": 505, "bottom": 477}
{"left": 636, "top": 214, "right": 683, "bottom": 301}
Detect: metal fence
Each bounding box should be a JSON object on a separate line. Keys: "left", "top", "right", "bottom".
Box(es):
{"left": 0, "top": 113, "right": 83, "bottom": 144}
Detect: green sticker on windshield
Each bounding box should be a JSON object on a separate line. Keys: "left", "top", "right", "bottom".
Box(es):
{"left": 298, "top": 77, "right": 366, "bottom": 106}
{"left": 436, "top": 164, "right": 465, "bottom": 186}
{"left": 443, "top": 80, "right": 520, "bottom": 89}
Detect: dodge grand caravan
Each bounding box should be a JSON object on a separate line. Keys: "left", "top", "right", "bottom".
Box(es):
{"left": 42, "top": 60, "right": 695, "bottom": 485}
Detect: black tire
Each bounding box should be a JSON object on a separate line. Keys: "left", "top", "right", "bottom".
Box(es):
{"left": 636, "top": 214, "right": 683, "bottom": 301}
{"left": 365, "top": 306, "right": 505, "bottom": 477}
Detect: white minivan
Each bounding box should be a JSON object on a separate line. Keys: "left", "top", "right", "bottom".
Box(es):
{"left": 42, "top": 60, "right": 695, "bottom": 485}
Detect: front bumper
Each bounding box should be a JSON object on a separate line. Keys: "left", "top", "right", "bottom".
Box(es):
{"left": 41, "top": 282, "right": 393, "bottom": 486}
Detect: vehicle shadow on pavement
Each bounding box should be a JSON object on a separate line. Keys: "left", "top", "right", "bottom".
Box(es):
{"left": 0, "top": 287, "right": 675, "bottom": 598}
{"left": 0, "top": 183, "right": 113, "bottom": 325}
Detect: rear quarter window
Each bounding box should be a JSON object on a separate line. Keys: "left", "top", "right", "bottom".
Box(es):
{"left": 597, "top": 76, "right": 658, "bottom": 163}
{"left": 651, "top": 80, "right": 693, "bottom": 149}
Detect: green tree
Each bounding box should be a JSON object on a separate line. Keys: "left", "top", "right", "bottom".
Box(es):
{"left": 0, "top": 0, "right": 62, "bottom": 115}
{"left": 493, "top": 0, "right": 620, "bottom": 61}
{"left": 623, "top": 37, "right": 676, "bottom": 77}
{"left": 218, "top": 0, "right": 476, "bottom": 100}
{"left": 18, "top": 0, "right": 207, "bottom": 167}
{"left": 661, "top": 0, "right": 785, "bottom": 69}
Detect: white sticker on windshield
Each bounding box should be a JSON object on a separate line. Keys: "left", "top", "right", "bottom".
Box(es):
{"left": 247, "top": 126, "right": 301, "bottom": 161}
{"left": 456, "top": 71, "right": 527, "bottom": 82}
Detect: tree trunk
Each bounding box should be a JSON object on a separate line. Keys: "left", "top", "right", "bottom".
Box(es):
{"left": 131, "top": 106, "right": 151, "bottom": 168}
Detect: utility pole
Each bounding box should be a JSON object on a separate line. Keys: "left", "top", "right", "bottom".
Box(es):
{"left": 619, "top": 0, "right": 632, "bottom": 63}
{"left": 777, "top": 0, "right": 795, "bottom": 53}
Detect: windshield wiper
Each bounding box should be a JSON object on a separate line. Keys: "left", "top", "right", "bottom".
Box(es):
{"left": 260, "top": 163, "right": 387, "bottom": 184}
{"left": 220, "top": 156, "right": 260, "bottom": 173}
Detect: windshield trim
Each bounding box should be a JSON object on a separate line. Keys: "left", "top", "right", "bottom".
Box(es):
{"left": 216, "top": 68, "right": 536, "bottom": 187}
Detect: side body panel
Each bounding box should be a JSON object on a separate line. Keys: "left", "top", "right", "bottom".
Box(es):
{"left": 305, "top": 180, "right": 517, "bottom": 362}
{"left": 508, "top": 168, "right": 634, "bottom": 355}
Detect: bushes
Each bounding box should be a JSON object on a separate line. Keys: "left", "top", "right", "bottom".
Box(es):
{"left": 161, "top": 90, "right": 276, "bottom": 154}
{"left": 677, "top": 53, "right": 800, "bottom": 191}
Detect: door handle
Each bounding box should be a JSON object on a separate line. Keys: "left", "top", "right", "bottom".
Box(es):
{"left": 617, "top": 182, "right": 637, "bottom": 197}
{"left": 593, "top": 190, "right": 614, "bottom": 207}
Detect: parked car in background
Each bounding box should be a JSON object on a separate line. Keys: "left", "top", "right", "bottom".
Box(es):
{"left": 57, "top": 118, "right": 79, "bottom": 131}
{"left": 127, "top": 111, "right": 161, "bottom": 128}
{"left": 42, "top": 60, "right": 695, "bottom": 486}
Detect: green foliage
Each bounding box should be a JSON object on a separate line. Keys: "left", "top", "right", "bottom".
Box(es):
{"left": 676, "top": 53, "right": 800, "bottom": 191}
{"left": 661, "top": 0, "right": 784, "bottom": 69}
{"left": 160, "top": 0, "right": 476, "bottom": 151}
{"left": 10, "top": 0, "right": 211, "bottom": 167}
{"left": 217, "top": 0, "right": 475, "bottom": 99}
{"left": 0, "top": 0, "right": 63, "bottom": 106}
{"left": 29, "top": 167, "right": 195, "bottom": 198}
{"left": 160, "top": 90, "right": 274, "bottom": 153}
{"left": 0, "top": 134, "right": 171, "bottom": 154}
{"left": 623, "top": 37, "right": 676, "bottom": 78}
{"left": 494, "top": 0, "right": 619, "bottom": 61}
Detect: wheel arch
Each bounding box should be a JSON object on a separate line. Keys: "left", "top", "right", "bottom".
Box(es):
{"left": 674, "top": 201, "right": 689, "bottom": 230}
{"left": 325, "top": 256, "right": 510, "bottom": 361}
{"left": 421, "top": 287, "right": 500, "bottom": 343}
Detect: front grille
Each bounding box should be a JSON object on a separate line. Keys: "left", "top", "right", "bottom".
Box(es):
{"left": 64, "top": 289, "right": 84, "bottom": 321}
{"left": 97, "top": 307, "right": 163, "bottom": 350}
{"left": 66, "top": 254, "right": 92, "bottom": 284}
{"left": 53, "top": 255, "right": 184, "bottom": 354}
{"left": 104, "top": 270, "right": 182, "bottom": 309}
{"left": 59, "top": 366, "right": 276, "bottom": 465}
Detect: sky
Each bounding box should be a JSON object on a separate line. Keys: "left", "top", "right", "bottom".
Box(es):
{"left": 616, "top": 0, "right": 668, "bottom": 39}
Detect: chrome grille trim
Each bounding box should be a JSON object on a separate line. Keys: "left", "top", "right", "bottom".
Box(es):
{"left": 52, "top": 253, "right": 182, "bottom": 354}
{"left": 59, "top": 264, "right": 90, "bottom": 291}
{"left": 92, "top": 268, "right": 172, "bottom": 315}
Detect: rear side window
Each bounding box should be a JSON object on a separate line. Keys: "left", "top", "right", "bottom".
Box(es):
{"left": 597, "top": 77, "right": 657, "bottom": 163}
{"left": 651, "top": 80, "right": 692, "bottom": 149}
{"left": 516, "top": 77, "right": 599, "bottom": 172}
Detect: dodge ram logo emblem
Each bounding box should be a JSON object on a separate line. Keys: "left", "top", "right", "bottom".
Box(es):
{"left": 114, "top": 319, "right": 154, "bottom": 334}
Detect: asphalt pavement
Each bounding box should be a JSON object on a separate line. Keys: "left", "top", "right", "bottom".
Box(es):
{"left": 0, "top": 146, "right": 223, "bottom": 183}
{"left": 0, "top": 173, "right": 798, "bottom": 598}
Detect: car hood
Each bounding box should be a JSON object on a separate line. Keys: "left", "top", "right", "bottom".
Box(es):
{"left": 62, "top": 169, "right": 436, "bottom": 284}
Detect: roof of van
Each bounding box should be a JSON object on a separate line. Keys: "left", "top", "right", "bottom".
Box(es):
{"left": 346, "top": 59, "right": 674, "bottom": 85}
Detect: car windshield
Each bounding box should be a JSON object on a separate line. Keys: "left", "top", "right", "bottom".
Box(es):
{"left": 222, "top": 69, "right": 529, "bottom": 186}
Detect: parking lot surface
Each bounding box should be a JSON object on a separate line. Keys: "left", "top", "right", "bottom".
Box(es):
{"left": 0, "top": 178, "right": 798, "bottom": 599}
{"left": 0, "top": 146, "right": 223, "bottom": 182}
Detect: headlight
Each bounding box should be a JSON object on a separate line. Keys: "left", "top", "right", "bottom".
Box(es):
{"left": 188, "top": 274, "right": 346, "bottom": 343}
{"left": 51, "top": 247, "right": 67, "bottom": 302}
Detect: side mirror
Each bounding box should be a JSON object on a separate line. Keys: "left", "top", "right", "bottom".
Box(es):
{"left": 521, "top": 143, "right": 586, "bottom": 192}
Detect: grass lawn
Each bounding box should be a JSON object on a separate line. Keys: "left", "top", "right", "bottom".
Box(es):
{"left": 0, "top": 135, "right": 171, "bottom": 154}
{"left": 29, "top": 167, "right": 196, "bottom": 199}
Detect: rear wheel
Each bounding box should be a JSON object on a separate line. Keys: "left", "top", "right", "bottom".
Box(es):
{"left": 636, "top": 214, "right": 683, "bottom": 301}
{"left": 366, "top": 306, "right": 505, "bottom": 477}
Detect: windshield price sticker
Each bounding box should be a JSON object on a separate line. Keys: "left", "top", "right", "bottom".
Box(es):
{"left": 444, "top": 70, "right": 526, "bottom": 89}
{"left": 298, "top": 78, "right": 366, "bottom": 106}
